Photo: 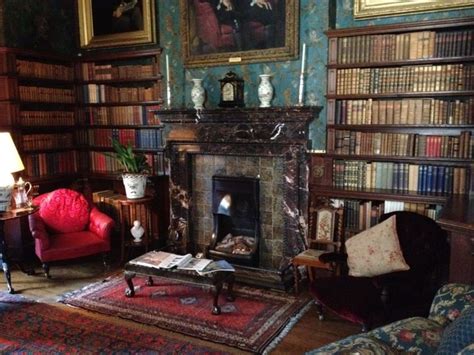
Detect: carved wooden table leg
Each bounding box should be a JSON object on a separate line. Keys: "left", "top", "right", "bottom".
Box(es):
{"left": 226, "top": 273, "right": 235, "bottom": 302}
{"left": 212, "top": 281, "right": 223, "bottom": 315}
{"left": 146, "top": 276, "right": 154, "bottom": 286}
{"left": 124, "top": 271, "right": 136, "bottom": 297}
{"left": 0, "top": 221, "right": 14, "bottom": 294}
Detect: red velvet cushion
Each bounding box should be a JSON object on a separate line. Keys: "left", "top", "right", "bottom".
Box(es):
{"left": 39, "top": 189, "right": 90, "bottom": 234}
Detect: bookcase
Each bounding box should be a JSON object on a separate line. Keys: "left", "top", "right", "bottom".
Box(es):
{"left": 311, "top": 17, "right": 474, "bottom": 236}
{"left": 0, "top": 47, "right": 78, "bottom": 184}
{"left": 75, "top": 49, "right": 166, "bottom": 178}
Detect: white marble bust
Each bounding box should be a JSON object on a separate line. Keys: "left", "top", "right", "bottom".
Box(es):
{"left": 130, "top": 220, "right": 145, "bottom": 243}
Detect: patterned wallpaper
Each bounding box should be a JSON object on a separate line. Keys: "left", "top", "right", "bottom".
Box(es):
{"left": 158, "top": 0, "right": 473, "bottom": 149}
{"left": 1, "top": 1, "right": 472, "bottom": 149}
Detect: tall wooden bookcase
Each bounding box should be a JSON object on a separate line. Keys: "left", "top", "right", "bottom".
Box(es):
{"left": 0, "top": 46, "right": 169, "bottom": 249}
{"left": 311, "top": 17, "right": 474, "bottom": 235}
{"left": 0, "top": 47, "right": 77, "bottom": 187}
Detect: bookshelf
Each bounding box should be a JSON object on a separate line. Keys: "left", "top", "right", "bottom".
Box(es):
{"left": 75, "top": 49, "right": 166, "bottom": 178}
{"left": 0, "top": 47, "right": 78, "bottom": 184}
{"left": 311, "top": 17, "right": 474, "bottom": 236}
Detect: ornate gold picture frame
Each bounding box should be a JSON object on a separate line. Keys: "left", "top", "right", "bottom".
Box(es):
{"left": 77, "top": 0, "right": 156, "bottom": 49}
{"left": 180, "top": 0, "right": 299, "bottom": 68}
{"left": 354, "top": 0, "right": 474, "bottom": 19}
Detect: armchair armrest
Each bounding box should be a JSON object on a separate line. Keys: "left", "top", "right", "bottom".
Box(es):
{"left": 28, "top": 212, "right": 51, "bottom": 250}
{"left": 428, "top": 283, "right": 474, "bottom": 326}
{"left": 89, "top": 207, "right": 115, "bottom": 241}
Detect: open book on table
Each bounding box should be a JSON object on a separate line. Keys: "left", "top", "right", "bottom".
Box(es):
{"left": 196, "top": 259, "right": 235, "bottom": 275}
{"left": 130, "top": 251, "right": 212, "bottom": 272}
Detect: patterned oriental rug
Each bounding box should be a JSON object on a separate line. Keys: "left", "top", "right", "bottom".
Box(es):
{"left": 0, "top": 292, "right": 229, "bottom": 353}
{"left": 60, "top": 274, "right": 311, "bottom": 353}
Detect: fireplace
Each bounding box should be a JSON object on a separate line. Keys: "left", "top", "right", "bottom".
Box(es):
{"left": 208, "top": 175, "right": 260, "bottom": 267}
{"left": 155, "top": 106, "right": 320, "bottom": 289}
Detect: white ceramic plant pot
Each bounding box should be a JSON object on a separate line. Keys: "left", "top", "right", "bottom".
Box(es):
{"left": 258, "top": 74, "right": 273, "bottom": 108}
{"left": 191, "top": 78, "right": 205, "bottom": 109}
{"left": 122, "top": 173, "right": 147, "bottom": 199}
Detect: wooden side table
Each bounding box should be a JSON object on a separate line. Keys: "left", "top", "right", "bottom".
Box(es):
{"left": 117, "top": 196, "right": 154, "bottom": 263}
{"left": 0, "top": 206, "right": 38, "bottom": 293}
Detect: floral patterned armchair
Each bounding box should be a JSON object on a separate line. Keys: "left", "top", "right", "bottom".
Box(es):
{"left": 308, "top": 283, "right": 474, "bottom": 354}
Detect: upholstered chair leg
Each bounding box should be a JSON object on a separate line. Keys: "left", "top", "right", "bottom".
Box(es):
{"left": 314, "top": 300, "right": 325, "bottom": 320}
{"left": 102, "top": 253, "right": 110, "bottom": 271}
{"left": 42, "top": 263, "right": 50, "bottom": 278}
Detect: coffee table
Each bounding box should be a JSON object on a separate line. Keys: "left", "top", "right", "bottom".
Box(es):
{"left": 123, "top": 254, "right": 235, "bottom": 315}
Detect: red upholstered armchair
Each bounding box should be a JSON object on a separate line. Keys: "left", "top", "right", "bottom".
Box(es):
{"left": 28, "top": 188, "right": 115, "bottom": 278}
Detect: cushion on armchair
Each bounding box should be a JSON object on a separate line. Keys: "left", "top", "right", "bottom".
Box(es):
{"left": 38, "top": 189, "right": 90, "bottom": 234}
{"left": 345, "top": 215, "right": 410, "bottom": 277}
{"left": 436, "top": 306, "right": 474, "bottom": 355}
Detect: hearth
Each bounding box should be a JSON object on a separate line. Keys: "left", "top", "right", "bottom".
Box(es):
{"left": 154, "top": 107, "right": 321, "bottom": 289}
{"left": 208, "top": 175, "right": 260, "bottom": 267}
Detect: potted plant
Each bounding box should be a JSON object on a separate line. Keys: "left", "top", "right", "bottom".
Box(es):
{"left": 109, "top": 139, "right": 151, "bottom": 199}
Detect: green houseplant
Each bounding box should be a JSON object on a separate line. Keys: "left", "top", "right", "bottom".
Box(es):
{"left": 109, "top": 139, "right": 150, "bottom": 199}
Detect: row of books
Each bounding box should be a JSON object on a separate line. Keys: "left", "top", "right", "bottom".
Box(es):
{"left": 19, "top": 85, "right": 75, "bottom": 103}
{"left": 77, "top": 128, "right": 164, "bottom": 150}
{"left": 333, "top": 160, "right": 468, "bottom": 194}
{"left": 333, "top": 98, "right": 474, "bottom": 125}
{"left": 81, "top": 84, "right": 160, "bottom": 103}
{"left": 335, "top": 64, "right": 473, "bottom": 95}
{"left": 331, "top": 198, "right": 440, "bottom": 232}
{"left": 20, "top": 110, "right": 75, "bottom": 126}
{"left": 17, "top": 59, "right": 74, "bottom": 81}
{"left": 79, "top": 105, "right": 162, "bottom": 126}
{"left": 22, "top": 133, "right": 74, "bottom": 151}
{"left": 89, "top": 151, "right": 167, "bottom": 175}
{"left": 80, "top": 63, "right": 157, "bottom": 81}
{"left": 335, "top": 29, "right": 473, "bottom": 64}
{"left": 24, "top": 150, "right": 77, "bottom": 177}
{"left": 333, "top": 130, "right": 473, "bottom": 159}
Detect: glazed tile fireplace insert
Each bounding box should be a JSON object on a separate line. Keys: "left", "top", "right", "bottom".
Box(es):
{"left": 155, "top": 107, "right": 321, "bottom": 289}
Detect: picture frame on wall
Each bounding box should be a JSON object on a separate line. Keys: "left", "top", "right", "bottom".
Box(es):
{"left": 77, "top": 0, "right": 156, "bottom": 49}
{"left": 180, "top": 0, "right": 299, "bottom": 68}
{"left": 354, "top": 0, "right": 474, "bottom": 19}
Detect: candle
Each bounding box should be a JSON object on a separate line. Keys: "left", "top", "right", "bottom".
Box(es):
{"left": 300, "top": 43, "right": 306, "bottom": 75}
{"left": 165, "top": 54, "right": 171, "bottom": 107}
{"left": 298, "top": 43, "right": 306, "bottom": 105}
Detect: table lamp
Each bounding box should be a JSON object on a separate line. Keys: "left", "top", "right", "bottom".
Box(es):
{"left": 0, "top": 132, "right": 25, "bottom": 212}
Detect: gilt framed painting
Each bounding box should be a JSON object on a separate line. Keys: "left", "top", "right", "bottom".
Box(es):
{"left": 180, "top": 0, "right": 299, "bottom": 68}
{"left": 78, "top": 0, "right": 156, "bottom": 49}
{"left": 354, "top": 0, "right": 474, "bottom": 19}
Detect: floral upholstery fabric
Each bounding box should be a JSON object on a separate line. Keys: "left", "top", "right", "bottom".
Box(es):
{"left": 368, "top": 317, "right": 443, "bottom": 354}
{"left": 345, "top": 215, "right": 410, "bottom": 277}
{"left": 308, "top": 283, "right": 474, "bottom": 355}
{"left": 306, "top": 334, "right": 397, "bottom": 355}
{"left": 428, "top": 283, "right": 474, "bottom": 327}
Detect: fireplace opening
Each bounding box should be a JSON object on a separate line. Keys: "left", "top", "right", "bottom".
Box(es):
{"left": 207, "top": 175, "right": 260, "bottom": 267}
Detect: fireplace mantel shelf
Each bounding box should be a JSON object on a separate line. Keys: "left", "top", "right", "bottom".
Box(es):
{"left": 154, "top": 106, "right": 321, "bottom": 145}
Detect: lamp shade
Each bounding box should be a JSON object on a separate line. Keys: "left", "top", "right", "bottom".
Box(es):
{"left": 0, "top": 132, "right": 24, "bottom": 173}
{"left": 0, "top": 132, "right": 24, "bottom": 211}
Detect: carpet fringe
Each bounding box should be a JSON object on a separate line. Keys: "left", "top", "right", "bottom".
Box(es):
{"left": 262, "top": 300, "right": 313, "bottom": 355}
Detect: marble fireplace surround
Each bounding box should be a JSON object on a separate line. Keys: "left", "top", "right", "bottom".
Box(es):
{"left": 155, "top": 106, "right": 320, "bottom": 288}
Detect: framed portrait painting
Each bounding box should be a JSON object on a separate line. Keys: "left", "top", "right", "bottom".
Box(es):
{"left": 180, "top": 0, "right": 299, "bottom": 68}
{"left": 354, "top": 0, "right": 474, "bottom": 19}
{"left": 78, "top": 0, "right": 156, "bottom": 49}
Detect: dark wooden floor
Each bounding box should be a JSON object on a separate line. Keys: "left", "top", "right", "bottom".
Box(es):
{"left": 5, "top": 257, "right": 360, "bottom": 354}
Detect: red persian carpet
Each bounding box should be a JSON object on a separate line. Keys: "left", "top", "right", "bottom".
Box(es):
{"left": 0, "top": 291, "right": 227, "bottom": 353}
{"left": 60, "top": 274, "right": 310, "bottom": 353}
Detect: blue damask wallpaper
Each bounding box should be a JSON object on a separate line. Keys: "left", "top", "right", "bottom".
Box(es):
{"left": 158, "top": 0, "right": 474, "bottom": 149}
{"left": 2, "top": 1, "right": 473, "bottom": 149}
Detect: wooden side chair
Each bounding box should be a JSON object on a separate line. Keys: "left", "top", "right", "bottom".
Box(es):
{"left": 292, "top": 201, "right": 344, "bottom": 293}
